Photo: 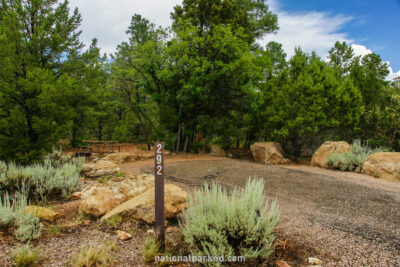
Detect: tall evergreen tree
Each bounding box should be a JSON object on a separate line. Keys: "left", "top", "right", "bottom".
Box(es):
{"left": 0, "top": 0, "right": 82, "bottom": 162}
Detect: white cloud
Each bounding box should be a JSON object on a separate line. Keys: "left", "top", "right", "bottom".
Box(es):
{"left": 68, "top": 0, "right": 181, "bottom": 55}
{"left": 351, "top": 44, "right": 372, "bottom": 58}
{"left": 387, "top": 65, "right": 400, "bottom": 81}
{"left": 260, "top": 0, "right": 353, "bottom": 59}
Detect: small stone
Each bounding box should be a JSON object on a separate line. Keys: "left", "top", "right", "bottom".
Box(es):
{"left": 83, "top": 219, "right": 91, "bottom": 225}
{"left": 276, "top": 260, "right": 291, "bottom": 267}
{"left": 166, "top": 226, "right": 176, "bottom": 233}
{"left": 308, "top": 257, "right": 323, "bottom": 265}
{"left": 116, "top": 230, "right": 132, "bottom": 240}
{"left": 71, "top": 192, "right": 82, "bottom": 200}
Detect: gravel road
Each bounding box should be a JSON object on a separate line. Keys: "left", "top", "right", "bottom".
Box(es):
{"left": 124, "top": 156, "right": 400, "bottom": 266}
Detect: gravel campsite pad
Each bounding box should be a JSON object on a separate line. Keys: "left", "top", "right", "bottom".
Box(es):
{"left": 1, "top": 154, "right": 399, "bottom": 266}
{"left": 121, "top": 155, "right": 400, "bottom": 266}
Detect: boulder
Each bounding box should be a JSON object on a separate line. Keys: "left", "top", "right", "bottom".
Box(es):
{"left": 311, "top": 141, "right": 350, "bottom": 168}
{"left": 250, "top": 142, "right": 289, "bottom": 165}
{"left": 210, "top": 144, "right": 227, "bottom": 157}
{"left": 80, "top": 174, "right": 154, "bottom": 217}
{"left": 25, "top": 206, "right": 59, "bottom": 222}
{"left": 80, "top": 187, "right": 118, "bottom": 217}
{"left": 102, "top": 151, "right": 153, "bottom": 164}
{"left": 362, "top": 152, "right": 400, "bottom": 182}
{"left": 83, "top": 160, "right": 120, "bottom": 178}
{"left": 101, "top": 184, "right": 187, "bottom": 224}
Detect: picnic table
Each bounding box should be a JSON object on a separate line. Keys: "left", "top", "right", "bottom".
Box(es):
{"left": 79, "top": 140, "right": 120, "bottom": 154}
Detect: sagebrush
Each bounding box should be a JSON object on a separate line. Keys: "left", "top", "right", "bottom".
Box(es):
{"left": 181, "top": 178, "right": 279, "bottom": 266}
{"left": 327, "top": 140, "right": 383, "bottom": 172}
{"left": 0, "top": 149, "right": 84, "bottom": 202}
{"left": 0, "top": 193, "right": 43, "bottom": 242}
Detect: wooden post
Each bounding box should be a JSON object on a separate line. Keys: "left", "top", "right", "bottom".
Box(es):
{"left": 154, "top": 142, "right": 165, "bottom": 251}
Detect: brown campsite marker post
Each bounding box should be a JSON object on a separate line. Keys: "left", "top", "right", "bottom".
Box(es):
{"left": 154, "top": 142, "right": 165, "bottom": 251}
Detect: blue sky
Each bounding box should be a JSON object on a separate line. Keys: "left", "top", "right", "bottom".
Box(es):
{"left": 274, "top": 0, "right": 400, "bottom": 73}
{"left": 68, "top": 0, "right": 400, "bottom": 78}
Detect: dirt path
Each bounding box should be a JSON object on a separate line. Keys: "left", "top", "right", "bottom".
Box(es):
{"left": 120, "top": 155, "right": 400, "bottom": 267}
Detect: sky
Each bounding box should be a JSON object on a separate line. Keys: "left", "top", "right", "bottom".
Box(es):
{"left": 68, "top": 0, "right": 400, "bottom": 80}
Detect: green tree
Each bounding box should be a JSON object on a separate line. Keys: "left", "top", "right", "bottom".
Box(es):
{"left": 264, "top": 49, "right": 363, "bottom": 158}
{"left": 328, "top": 41, "right": 354, "bottom": 79}
{"left": 171, "top": 0, "right": 278, "bottom": 44}
{"left": 0, "top": 0, "right": 82, "bottom": 162}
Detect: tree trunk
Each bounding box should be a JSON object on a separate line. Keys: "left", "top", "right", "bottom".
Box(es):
{"left": 183, "top": 135, "right": 189, "bottom": 153}
{"left": 97, "top": 120, "right": 103, "bottom": 141}
{"left": 176, "top": 123, "right": 182, "bottom": 153}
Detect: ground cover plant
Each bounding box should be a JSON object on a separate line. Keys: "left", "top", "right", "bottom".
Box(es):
{"left": 12, "top": 245, "right": 45, "bottom": 267}
{"left": 327, "top": 140, "right": 384, "bottom": 172}
{"left": 0, "top": 149, "right": 84, "bottom": 241}
{"left": 181, "top": 178, "right": 280, "bottom": 266}
{"left": 0, "top": 149, "right": 84, "bottom": 202}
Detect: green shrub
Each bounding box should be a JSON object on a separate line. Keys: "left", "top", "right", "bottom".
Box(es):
{"left": 0, "top": 192, "right": 43, "bottom": 241}
{"left": 181, "top": 178, "right": 280, "bottom": 265}
{"left": 0, "top": 192, "right": 15, "bottom": 230}
{"left": 327, "top": 140, "right": 384, "bottom": 172}
{"left": 0, "top": 149, "right": 84, "bottom": 202}
{"left": 14, "top": 212, "right": 43, "bottom": 242}
{"left": 12, "top": 245, "right": 44, "bottom": 267}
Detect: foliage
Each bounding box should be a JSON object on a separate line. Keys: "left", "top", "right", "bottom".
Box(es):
{"left": 0, "top": 0, "right": 83, "bottom": 163}
{"left": 263, "top": 49, "right": 363, "bottom": 158}
{"left": 14, "top": 212, "right": 43, "bottom": 242}
{"left": 0, "top": 0, "right": 398, "bottom": 163}
{"left": 72, "top": 242, "right": 114, "bottom": 267}
{"left": 181, "top": 178, "right": 279, "bottom": 264}
{"left": 0, "top": 193, "right": 43, "bottom": 241}
{"left": 142, "top": 236, "right": 161, "bottom": 263}
{"left": 327, "top": 140, "right": 384, "bottom": 172}
{"left": 12, "top": 245, "right": 45, "bottom": 267}
{"left": 0, "top": 150, "right": 83, "bottom": 202}
{"left": 46, "top": 225, "right": 61, "bottom": 236}
{"left": 171, "top": 0, "right": 278, "bottom": 43}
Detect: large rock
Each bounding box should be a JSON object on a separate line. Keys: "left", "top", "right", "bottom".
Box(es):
{"left": 210, "top": 144, "right": 227, "bottom": 157}
{"left": 25, "top": 206, "right": 59, "bottom": 222}
{"left": 101, "top": 184, "right": 187, "bottom": 224}
{"left": 362, "top": 152, "right": 400, "bottom": 182}
{"left": 311, "top": 141, "right": 350, "bottom": 168}
{"left": 102, "top": 151, "right": 153, "bottom": 164}
{"left": 80, "top": 174, "right": 154, "bottom": 217}
{"left": 250, "top": 142, "right": 289, "bottom": 165}
{"left": 83, "top": 160, "right": 120, "bottom": 178}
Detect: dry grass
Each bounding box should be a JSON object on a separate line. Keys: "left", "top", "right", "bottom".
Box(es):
{"left": 12, "top": 245, "right": 45, "bottom": 267}
{"left": 71, "top": 240, "right": 117, "bottom": 267}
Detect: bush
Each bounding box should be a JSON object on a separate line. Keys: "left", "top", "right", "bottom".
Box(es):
{"left": 0, "top": 193, "right": 43, "bottom": 241}
{"left": 327, "top": 140, "right": 384, "bottom": 172}
{"left": 12, "top": 245, "right": 45, "bottom": 267}
{"left": 0, "top": 149, "right": 84, "bottom": 202}
{"left": 14, "top": 212, "right": 43, "bottom": 242}
{"left": 181, "top": 178, "right": 279, "bottom": 265}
